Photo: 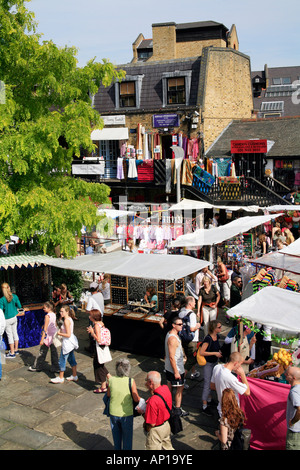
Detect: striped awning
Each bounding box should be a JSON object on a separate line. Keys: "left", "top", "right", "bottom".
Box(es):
{"left": 0, "top": 253, "right": 54, "bottom": 270}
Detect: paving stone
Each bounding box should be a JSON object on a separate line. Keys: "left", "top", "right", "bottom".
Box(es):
{"left": 0, "top": 403, "right": 48, "bottom": 428}
{"left": 41, "top": 437, "right": 83, "bottom": 450}
{"left": 0, "top": 425, "right": 54, "bottom": 450}
{"left": 12, "top": 385, "right": 59, "bottom": 406}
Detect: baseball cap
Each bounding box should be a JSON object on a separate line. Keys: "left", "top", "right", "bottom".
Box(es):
{"left": 90, "top": 282, "right": 98, "bottom": 289}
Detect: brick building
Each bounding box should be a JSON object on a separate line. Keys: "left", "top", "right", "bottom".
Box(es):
{"left": 73, "top": 20, "right": 253, "bottom": 205}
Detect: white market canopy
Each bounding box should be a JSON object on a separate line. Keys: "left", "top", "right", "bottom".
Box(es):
{"left": 249, "top": 251, "right": 300, "bottom": 275}
{"left": 2, "top": 251, "right": 210, "bottom": 281}
{"left": 168, "top": 198, "right": 261, "bottom": 213}
{"left": 226, "top": 286, "right": 300, "bottom": 334}
{"left": 250, "top": 238, "right": 300, "bottom": 274}
{"left": 97, "top": 208, "right": 135, "bottom": 219}
{"left": 170, "top": 213, "right": 283, "bottom": 248}
{"left": 265, "top": 205, "right": 300, "bottom": 212}
{"left": 279, "top": 238, "right": 300, "bottom": 257}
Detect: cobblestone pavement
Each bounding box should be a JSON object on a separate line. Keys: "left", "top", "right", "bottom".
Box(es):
{"left": 0, "top": 308, "right": 231, "bottom": 451}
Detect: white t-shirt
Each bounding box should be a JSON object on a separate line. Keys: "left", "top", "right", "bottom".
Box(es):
{"left": 86, "top": 292, "right": 104, "bottom": 316}
{"left": 211, "top": 363, "right": 248, "bottom": 415}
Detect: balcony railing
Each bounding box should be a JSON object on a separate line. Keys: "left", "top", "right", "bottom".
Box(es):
{"left": 72, "top": 159, "right": 293, "bottom": 206}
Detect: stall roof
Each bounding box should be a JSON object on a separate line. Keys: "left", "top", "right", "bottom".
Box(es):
{"left": 249, "top": 251, "right": 300, "bottom": 275}
{"left": 0, "top": 253, "right": 52, "bottom": 270}
{"left": 4, "top": 251, "right": 209, "bottom": 281}
{"left": 170, "top": 213, "right": 283, "bottom": 248}
{"left": 265, "top": 205, "right": 300, "bottom": 212}
{"left": 168, "top": 198, "right": 261, "bottom": 212}
{"left": 226, "top": 286, "right": 300, "bottom": 334}
{"left": 279, "top": 238, "right": 300, "bottom": 257}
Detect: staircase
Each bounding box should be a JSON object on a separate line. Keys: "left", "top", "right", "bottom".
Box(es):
{"left": 183, "top": 175, "right": 293, "bottom": 207}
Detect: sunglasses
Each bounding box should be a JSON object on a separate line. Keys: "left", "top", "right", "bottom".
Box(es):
{"left": 174, "top": 323, "right": 183, "bottom": 326}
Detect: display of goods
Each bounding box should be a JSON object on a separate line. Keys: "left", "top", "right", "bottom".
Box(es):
{"left": 248, "top": 360, "right": 285, "bottom": 379}
{"left": 275, "top": 276, "right": 299, "bottom": 292}
{"left": 272, "top": 348, "right": 293, "bottom": 367}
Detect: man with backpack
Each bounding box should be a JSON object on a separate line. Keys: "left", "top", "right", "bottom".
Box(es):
{"left": 179, "top": 296, "right": 201, "bottom": 380}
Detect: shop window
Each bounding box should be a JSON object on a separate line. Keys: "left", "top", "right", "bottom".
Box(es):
{"left": 119, "top": 81, "right": 136, "bottom": 108}
{"left": 167, "top": 77, "right": 185, "bottom": 104}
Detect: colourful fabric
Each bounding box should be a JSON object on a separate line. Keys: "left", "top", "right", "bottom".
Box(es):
{"left": 240, "top": 377, "right": 290, "bottom": 450}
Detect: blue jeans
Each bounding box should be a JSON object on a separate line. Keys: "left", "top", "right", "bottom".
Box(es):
{"left": 59, "top": 349, "right": 77, "bottom": 372}
{"left": 110, "top": 415, "right": 133, "bottom": 450}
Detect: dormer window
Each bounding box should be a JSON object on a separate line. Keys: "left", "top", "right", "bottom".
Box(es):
{"left": 120, "top": 81, "right": 136, "bottom": 107}
{"left": 167, "top": 77, "right": 186, "bottom": 104}
{"left": 115, "top": 75, "right": 144, "bottom": 109}
{"left": 162, "top": 70, "right": 192, "bottom": 107}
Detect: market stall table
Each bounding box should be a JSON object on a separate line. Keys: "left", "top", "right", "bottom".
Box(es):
{"left": 103, "top": 309, "right": 165, "bottom": 358}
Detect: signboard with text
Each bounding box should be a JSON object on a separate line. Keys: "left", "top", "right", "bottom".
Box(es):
{"left": 153, "top": 114, "right": 180, "bottom": 128}
{"left": 231, "top": 140, "right": 268, "bottom": 154}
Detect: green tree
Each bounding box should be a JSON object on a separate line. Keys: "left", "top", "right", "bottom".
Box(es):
{"left": 0, "top": 0, "right": 125, "bottom": 257}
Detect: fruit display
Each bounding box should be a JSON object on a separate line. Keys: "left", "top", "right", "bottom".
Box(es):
{"left": 272, "top": 348, "right": 293, "bottom": 368}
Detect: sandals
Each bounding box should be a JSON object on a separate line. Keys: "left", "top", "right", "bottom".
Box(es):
{"left": 93, "top": 387, "right": 107, "bottom": 394}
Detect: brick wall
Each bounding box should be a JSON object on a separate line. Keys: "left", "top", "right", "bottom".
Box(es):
{"left": 200, "top": 47, "right": 253, "bottom": 151}
{"left": 176, "top": 39, "right": 226, "bottom": 58}
{"left": 150, "top": 23, "right": 176, "bottom": 61}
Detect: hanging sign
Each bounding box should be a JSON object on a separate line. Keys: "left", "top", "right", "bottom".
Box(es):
{"left": 231, "top": 140, "right": 268, "bottom": 154}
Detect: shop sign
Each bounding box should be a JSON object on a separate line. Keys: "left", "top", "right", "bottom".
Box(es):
{"left": 153, "top": 114, "right": 179, "bottom": 128}
{"left": 102, "top": 115, "right": 126, "bottom": 125}
{"left": 231, "top": 139, "right": 268, "bottom": 154}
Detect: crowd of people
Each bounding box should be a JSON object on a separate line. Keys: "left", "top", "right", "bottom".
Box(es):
{"left": 0, "top": 268, "right": 299, "bottom": 451}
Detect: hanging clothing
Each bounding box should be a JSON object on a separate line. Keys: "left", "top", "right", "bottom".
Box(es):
{"left": 117, "top": 158, "right": 124, "bottom": 180}
{"left": 128, "top": 159, "right": 138, "bottom": 178}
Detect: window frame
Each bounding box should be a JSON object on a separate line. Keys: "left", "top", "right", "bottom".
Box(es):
{"left": 115, "top": 75, "right": 144, "bottom": 110}
{"left": 162, "top": 70, "right": 192, "bottom": 108}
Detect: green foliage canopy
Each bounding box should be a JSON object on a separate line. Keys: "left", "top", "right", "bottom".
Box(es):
{"left": 0, "top": 0, "right": 125, "bottom": 256}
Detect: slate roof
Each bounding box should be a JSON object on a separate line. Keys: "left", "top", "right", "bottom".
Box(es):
{"left": 206, "top": 117, "right": 300, "bottom": 158}
{"left": 251, "top": 66, "right": 300, "bottom": 117}
{"left": 93, "top": 57, "right": 201, "bottom": 113}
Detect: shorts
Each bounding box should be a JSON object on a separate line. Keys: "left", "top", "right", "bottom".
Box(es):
{"left": 165, "top": 370, "right": 185, "bottom": 387}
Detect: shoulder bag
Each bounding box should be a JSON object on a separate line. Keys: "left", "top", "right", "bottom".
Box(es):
{"left": 195, "top": 335, "right": 212, "bottom": 366}
{"left": 129, "top": 377, "right": 140, "bottom": 417}
{"left": 154, "top": 392, "right": 183, "bottom": 435}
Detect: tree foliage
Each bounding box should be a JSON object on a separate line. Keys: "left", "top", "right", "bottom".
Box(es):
{"left": 0, "top": 0, "right": 125, "bottom": 256}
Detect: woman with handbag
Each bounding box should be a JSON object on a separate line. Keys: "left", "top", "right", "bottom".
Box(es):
{"left": 50, "top": 305, "right": 79, "bottom": 384}
{"left": 199, "top": 320, "right": 222, "bottom": 416}
{"left": 215, "top": 388, "right": 246, "bottom": 450}
{"left": 107, "top": 358, "right": 141, "bottom": 450}
{"left": 198, "top": 277, "right": 220, "bottom": 336}
{"left": 87, "top": 309, "right": 111, "bottom": 393}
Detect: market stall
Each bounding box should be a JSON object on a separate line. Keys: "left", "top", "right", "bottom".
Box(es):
{"left": 249, "top": 238, "right": 300, "bottom": 277}
{"left": 43, "top": 251, "right": 210, "bottom": 357}
{"left": 226, "top": 286, "right": 300, "bottom": 450}
{"left": 0, "top": 253, "right": 52, "bottom": 348}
